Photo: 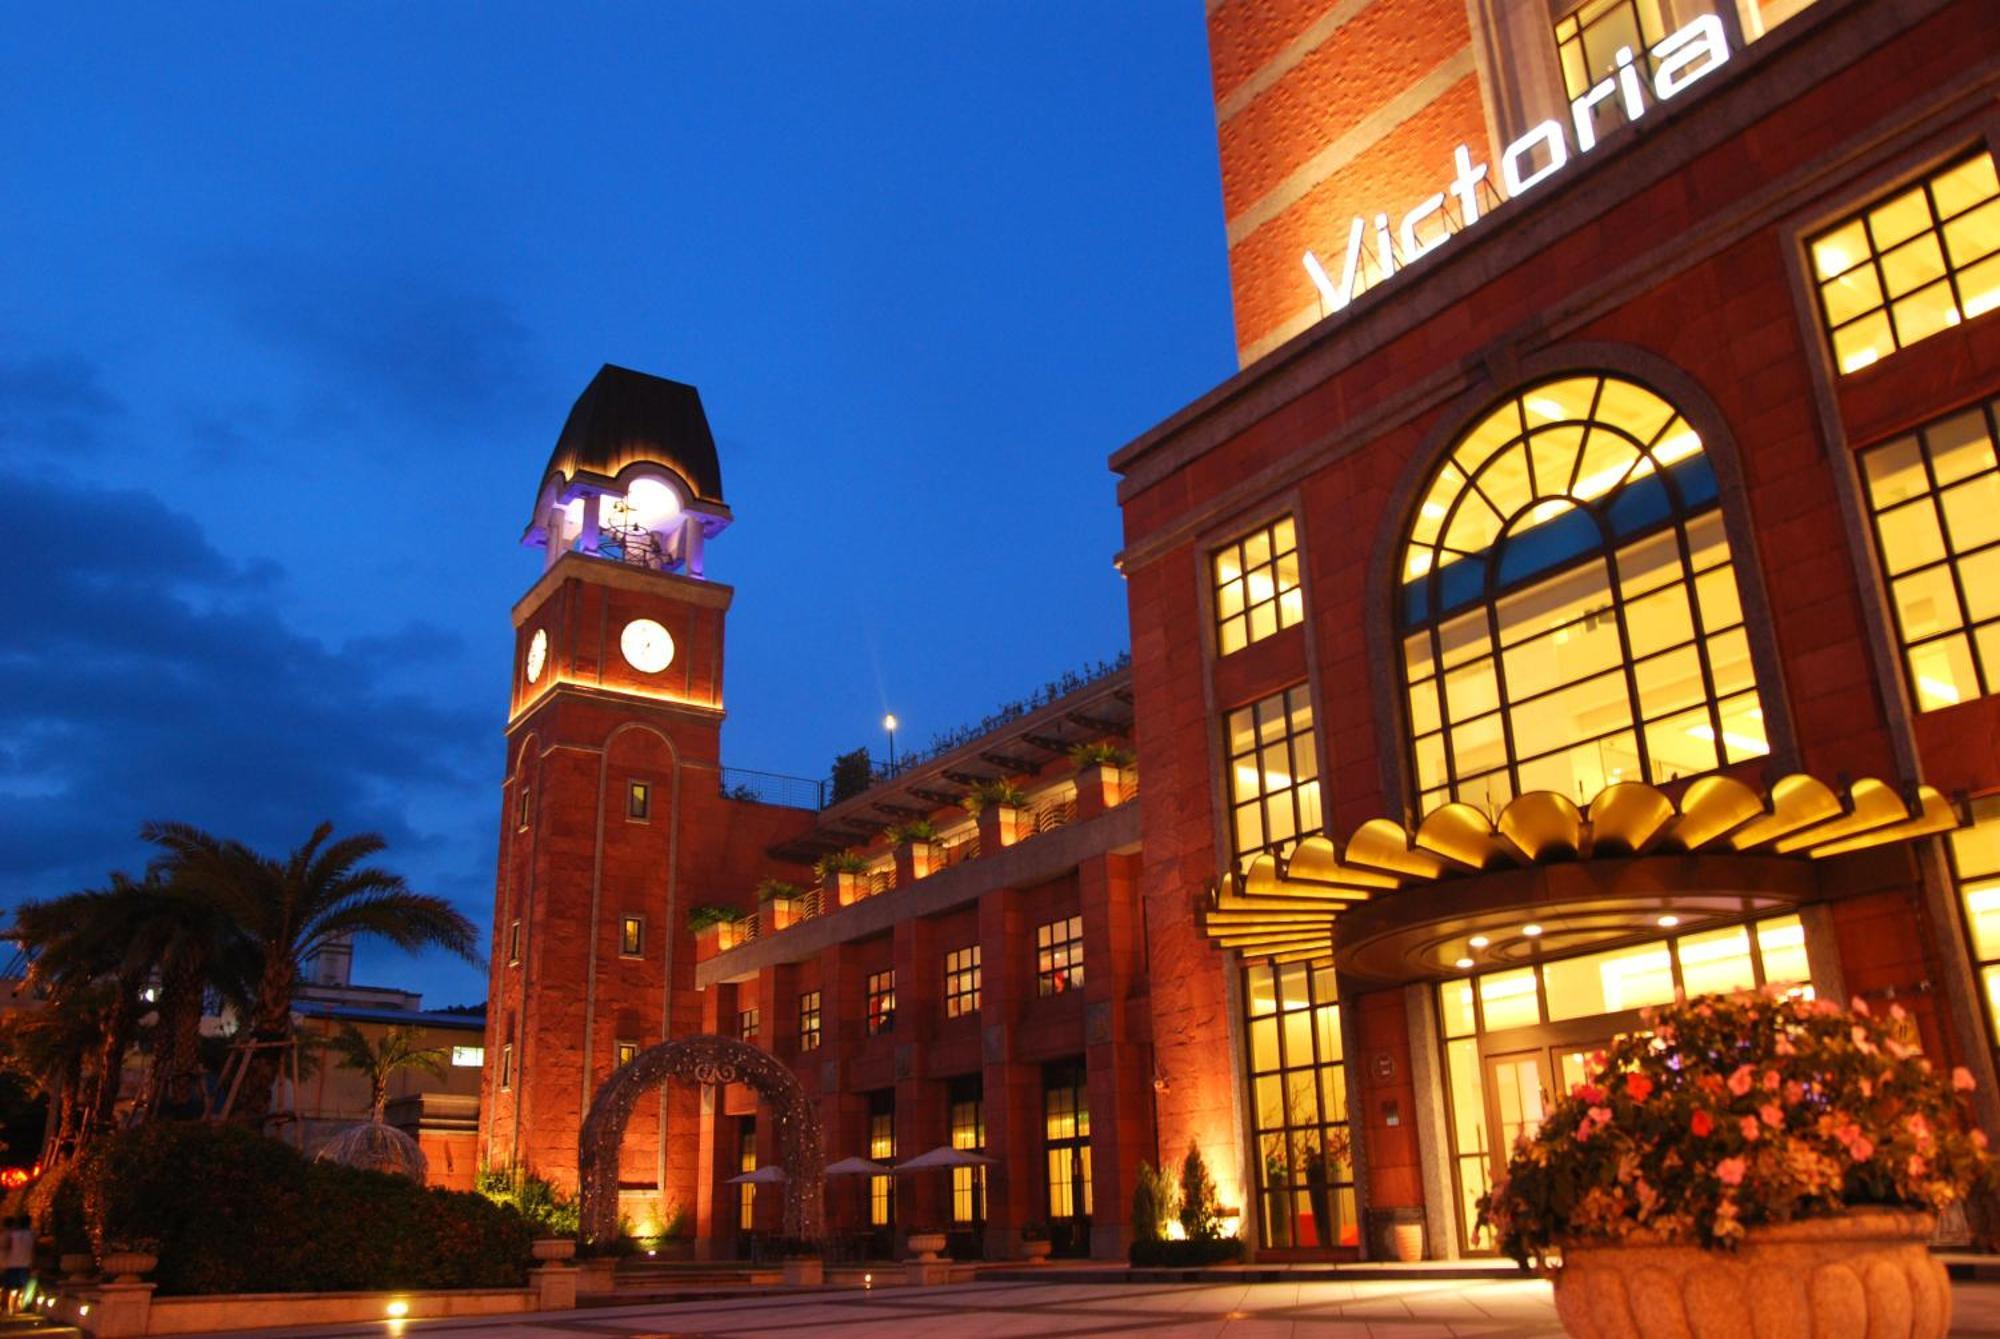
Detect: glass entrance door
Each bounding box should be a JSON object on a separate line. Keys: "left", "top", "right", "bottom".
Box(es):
{"left": 1481, "top": 1050, "right": 1553, "bottom": 1184}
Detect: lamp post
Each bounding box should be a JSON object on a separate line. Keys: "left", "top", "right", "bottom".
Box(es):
{"left": 884, "top": 714, "right": 898, "bottom": 774}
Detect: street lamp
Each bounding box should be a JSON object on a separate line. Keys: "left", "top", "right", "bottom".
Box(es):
{"left": 884, "top": 713, "right": 898, "bottom": 773}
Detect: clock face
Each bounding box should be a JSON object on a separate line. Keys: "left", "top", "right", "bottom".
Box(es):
{"left": 525, "top": 628, "right": 548, "bottom": 684}
{"left": 620, "top": 618, "right": 675, "bottom": 674}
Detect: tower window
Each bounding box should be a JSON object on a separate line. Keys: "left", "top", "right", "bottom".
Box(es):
{"left": 616, "top": 1040, "right": 639, "bottom": 1069}
{"left": 620, "top": 916, "right": 645, "bottom": 957}
{"left": 1213, "top": 516, "right": 1303, "bottom": 655}
{"left": 516, "top": 785, "right": 531, "bottom": 831}
{"left": 945, "top": 946, "right": 982, "bottom": 1017}
{"left": 627, "top": 781, "right": 651, "bottom": 821}
{"left": 1810, "top": 150, "right": 1999, "bottom": 375}
{"left": 798, "top": 991, "right": 822, "bottom": 1052}
{"left": 1036, "top": 917, "right": 1085, "bottom": 996}
{"left": 507, "top": 920, "right": 522, "bottom": 965}
{"left": 499, "top": 1043, "right": 514, "bottom": 1090}
{"left": 866, "top": 971, "right": 896, "bottom": 1036}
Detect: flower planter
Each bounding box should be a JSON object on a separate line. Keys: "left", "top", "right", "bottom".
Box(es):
{"left": 976, "top": 804, "right": 1027, "bottom": 851}
{"left": 59, "top": 1251, "right": 94, "bottom": 1280}
{"left": 894, "top": 841, "right": 935, "bottom": 886}
{"left": 758, "top": 895, "right": 802, "bottom": 932}
{"left": 1552, "top": 1210, "right": 1948, "bottom": 1339}
{"left": 531, "top": 1237, "right": 577, "bottom": 1262}
{"left": 1073, "top": 761, "right": 1128, "bottom": 819}
{"left": 1021, "top": 1239, "right": 1052, "bottom": 1264}
{"left": 824, "top": 870, "right": 865, "bottom": 907}
{"left": 782, "top": 1257, "right": 823, "bottom": 1285}
{"left": 99, "top": 1250, "right": 157, "bottom": 1283}
{"left": 905, "top": 1231, "right": 948, "bottom": 1261}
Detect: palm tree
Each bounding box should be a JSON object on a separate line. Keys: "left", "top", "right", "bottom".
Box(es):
{"left": 321, "top": 1023, "right": 449, "bottom": 1122}
{"left": 141, "top": 821, "right": 479, "bottom": 1125}
{"left": 135, "top": 878, "right": 255, "bottom": 1119}
{"left": 0, "top": 987, "right": 106, "bottom": 1164}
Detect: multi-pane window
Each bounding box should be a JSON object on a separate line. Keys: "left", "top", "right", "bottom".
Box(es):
{"left": 1553, "top": 0, "right": 1666, "bottom": 140}
{"left": 798, "top": 990, "right": 822, "bottom": 1052}
{"left": 737, "top": 1008, "right": 760, "bottom": 1044}
{"left": 451, "top": 1045, "right": 484, "bottom": 1068}
{"left": 1214, "top": 516, "right": 1304, "bottom": 655}
{"left": 866, "top": 970, "right": 896, "bottom": 1036}
{"left": 620, "top": 916, "right": 645, "bottom": 957}
{"left": 1399, "top": 375, "right": 1767, "bottom": 817}
{"left": 944, "top": 946, "right": 982, "bottom": 1017}
{"left": 1036, "top": 917, "right": 1085, "bottom": 996}
{"left": 867, "top": 1093, "right": 895, "bottom": 1227}
{"left": 1860, "top": 395, "right": 2000, "bottom": 711}
{"left": 1044, "top": 1063, "right": 1092, "bottom": 1223}
{"left": 615, "top": 1040, "right": 638, "bottom": 1068}
{"left": 737, "top": 1117, "right": 757, "bottom": 1229}
{"left": 1244, "top": 959, "right": 1352, "bottom": 1252}
{"left": 1950, "top": 800, "right": 2000, "bottom": 1062}
{"left": 1811, "top": 151, "right": 2000, "bottom": 375}
{"left": 1437, "top": 914, "right": 1810, "bottom": 1253}
{"left": 1225, "top": 686, "right": 1322, "bottom": 858}
{"left": 949, "top": 1076, "right": 986, "bottom": 1226}
{"left": 627, "top": 781, "right": 651, "bottom": 820}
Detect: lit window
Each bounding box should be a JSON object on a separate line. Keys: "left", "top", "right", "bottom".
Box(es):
{"left": 798, "top": 990, "right": 822, "bottom": 1051}
{"left": 1553, "top": 0, "right": 1667, "bottom": 141}
{"left": 950, "top": 1077, "right": 986, "bottom": 1225}
{"left": 627, "top": 781, "right": 651, "bottom": 820}
{"left": 945, "top": 946, "right": 982, "bottom": 1017}
{"left": 1950, "top": 799, "right": 2000, "bottom": 1058}
{"left": 615, "top": 1040, "right": 638, "bottom": 1069}
{"left": 499, "top": 1043, "right": 514, "bottom": 1090}
{"left": 868, "top": 1094, "right": 895, "bottom": 1226}
{"left": 507, "top": 920, "right": 522, "bottom": 965}
{"left": 1214, "top": 516, "right": 1303, "bottom": 656}
{"left": 1035, "top": 917, "right": 1085, "bottom": 996}
{"left": 1859, "top": 396, "right": 2000, "bottom": 711}
{"left": 737, "top": 1008, "right": 760, "bottom": 1044}
{"left": 1399, "top": 374, "right": 1767, "bottom": 817}
{"left": 1225, "top": 685, "right": 1322, "bottom": 857}
{"left": 1043, "top": 1063, "right": 1091, "bottom": 1220}
{"left": 1810, "top": 151, "right": 2000, "bottom": 375}
{"left": 866, "top": 971, "right": 896, "bottom": 1036}
{"left": 451, "top": 1045, "right": 484, "bottom": 1068}
{"left": 738, "top": 1117, "right": 757, "bottom": 1228}
{"left": 1242, "top": 959, "right": 1353, "bottom": 1251}
{"left": 620, "top": 916, "right": 644, "bottom": 957}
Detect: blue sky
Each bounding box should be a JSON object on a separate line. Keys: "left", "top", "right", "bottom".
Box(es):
{"left": 0, "top": 4, "right": 1233, "bottom": 1006}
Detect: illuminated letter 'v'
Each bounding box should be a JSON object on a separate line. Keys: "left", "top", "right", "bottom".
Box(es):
{"left": 1303, "top": 216, "right": 1369, "bottom": 313}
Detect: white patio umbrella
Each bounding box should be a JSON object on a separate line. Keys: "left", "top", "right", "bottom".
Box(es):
{"left": 824, "top": 1156, "right": 892, "bottom": 1176}
{"left": 892, "top": 1145, "right": 997, "bottom": 1172}
{"left": 726, "top": 1164, "right": 789, "bottom": 1185}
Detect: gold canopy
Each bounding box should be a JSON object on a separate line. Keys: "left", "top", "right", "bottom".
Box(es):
{"left": 1204, "top": 774, "right": 1959, "bottom": 965}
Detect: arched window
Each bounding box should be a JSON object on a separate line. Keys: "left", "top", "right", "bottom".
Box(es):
{"left": 1398, "top": 374, "right": 1768, "bottom": 816}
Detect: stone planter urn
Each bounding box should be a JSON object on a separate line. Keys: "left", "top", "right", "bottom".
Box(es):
{"left": 905, "top": 1231, "right": 948, "bottom": 1262}
{"left": 59, "top": 1251, "right": 94, "bottom": 1280}
{"left": 1551, "top": 1210, "right": 1948, "bottom": 1339}
{"left": 1021, "top": 1239, "right": 1052, "bottom": 1264}
{"left": 531, "top": 1237, "right": 577, "bottom": 1263}
{"left": 98, "top": 1249, "right": 157, "bottom": 1284}
{"left": 782, "top": 1256, "right": 823, "bottom": 1286}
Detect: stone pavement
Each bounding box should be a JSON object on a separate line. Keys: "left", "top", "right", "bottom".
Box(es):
{"left": 145, "top": 1275, "right": 2000, "bottom": 1338}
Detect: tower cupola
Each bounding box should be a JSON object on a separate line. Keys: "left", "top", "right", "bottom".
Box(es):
{"left": 525, "top": 364, "right": 732, "bottom": 578}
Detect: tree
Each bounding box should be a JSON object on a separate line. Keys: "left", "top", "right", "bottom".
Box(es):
{"left": 321, "top": 1023, "right": 449, "bottom": 1122}
{"left": 142, "top": 821, "right": 479, "bottom": 1126}
{"left": 0, "top": 988, "right": 105, "bottom": 1164}
{"left": 1178, "top": 1140, "right": 1222, "bottom": 1242}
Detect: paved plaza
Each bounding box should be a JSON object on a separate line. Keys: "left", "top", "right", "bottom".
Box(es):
{"left": 150, "top": 1275, "right": 2000, "bottom": 1338}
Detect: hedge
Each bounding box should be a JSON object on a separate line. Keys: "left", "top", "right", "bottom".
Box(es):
{"left": 1128, "top": 1237, "right": 1245, "bottom": 1267}
{"left": 67, "top": 1122, "right": 533, "bottom": 1295}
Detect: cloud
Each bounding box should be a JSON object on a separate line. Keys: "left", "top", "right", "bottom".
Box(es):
{"left": 0, "top": 349, "right": 123, "bottom": 461}
{"left": 0, "top": 466, "right": 495, "bottom": 918}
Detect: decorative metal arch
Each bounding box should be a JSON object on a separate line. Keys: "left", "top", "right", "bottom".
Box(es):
{"left": 576, "top": 1034, "right": 823, "bottom": 1244}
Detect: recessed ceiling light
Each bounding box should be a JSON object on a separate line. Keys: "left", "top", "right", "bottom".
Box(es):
{"left": 1468, "top": 935, "right": 1490, "bottom": 949}
{"left": 1454, "top": 957, "right": 1474, "bottom": 969}
{"left": 1657, "top": 914, "right": 1680, "bottom": 928}
{"left": 1522, "top": 923, "right": 1543, "bottom": 937}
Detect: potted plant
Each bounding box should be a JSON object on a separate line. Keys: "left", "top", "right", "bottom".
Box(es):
{"left": 755, "top": 878, "right": 804, "bottom": 932}
{"left": 531, "top": 1235, "right": 578, "bottom": 1263}
{"left": 776, "top": 1236, "right": 823, "bottom": 1285}
{"left": 98, "top": 1237, "right": 159, "bottom": 1283}
{"left": 885, "top": 820, "right": 939, "bottom": 885}
{"left": 815, "top": 850, "right": 871, "bottom": 907}
{"left": 687, "top": 904, "right": 746, "bottom": 959}
{"left": 1070, "top": 742, "right": 1134, "bottom": 819}
{"left": 1018, "top": 1219, "right": 1052, "bottom": 1263}
{"left": 963, "top": 779, "right": 1031, "bottom": 849}
{"left": 1480, "top": 990, "right": 1991, "bottom": 1339}
{"left": 904, "top": 1224, "right": 949, "bottom": 1261}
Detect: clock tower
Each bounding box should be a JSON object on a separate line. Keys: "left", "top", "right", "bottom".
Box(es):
{"left": 481, "top": 365, "right": 814, "bottom": 1229}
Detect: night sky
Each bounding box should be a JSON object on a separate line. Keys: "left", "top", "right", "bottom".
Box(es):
{"left": 1, "top": 5, "right": 1233, "bottom": 1005}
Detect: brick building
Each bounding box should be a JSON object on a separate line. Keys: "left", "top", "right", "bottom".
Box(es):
{"left": 485, "top": 0, "right": 2000, "bottom": 1262}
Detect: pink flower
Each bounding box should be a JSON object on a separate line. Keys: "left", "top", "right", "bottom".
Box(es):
{"left": 1572, "top": 1083, "right": 1604, "bottom": 1105}
{"left": 1851, "top": 1026, "right": 1878, "bottom": 1055}
{"left": 1760, "top": 1103, "right": 1784, "bottom": 1129}
{"left": 1762, "top": 1070, "right": 1781, "bottom": 1092}
{"left": 1955, "top": 1066, "right": 1978, "bottom": 1092}
{"left": 1890, "top": 1003, "right": 1907, "bottom": 1021}
{"left": 1907, "top": 1154, "right": 1929, "bottom": 1179}
{"left": 1740, "top": 1116, "right": 1761, "bottom": 1141}
{"left": 1775, "top": 1035, "right": 1797, "bottom": 1056}
{"left": 1590, "top": 1105, "right": 1614, "bottom": 1128}
{"left": 1974, "top": 1129, "right": 1989, "bottom": 1151}
{"left": 1625, "top": 1073, "right": 1654, "bottom": 1103}
{"left": 1849, "top": 1135, "right": 1875, "bottom": 1163}
{"left": 1851, "top": 996, "right": 1871, "bottom": 1017}
{"left": 1728, "top": 1065, "right": 1755, "bottom": 1097}
{"left": 1716, "top": 1156, "right": 1747, "bottom": 1186}
{"left": 1691, "top": 1110, "right": 1714, "bottom": 1137}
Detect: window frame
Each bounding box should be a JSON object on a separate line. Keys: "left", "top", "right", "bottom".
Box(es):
{"left": 1035, "top": 917, "right": 1085, "bottom": 997}
{"left": 737, "top": 1007, "right": 760, "bottom": 1044}
{"left": 1211, "top": 514, "right": 1305, "bottom": 656}
{"left": 499, "top": 1042, "right": 514, "bottom": 1091}
{"left": 516, "top": 784, "right": 531, "bottom": 831}
{"left": 866, "top": 970, "right": 896, "bottom": 1036}
{"left": 944, "top": 945, "right": 982, "bottom": 1018}
{"left": 615, "top": 1039, "right": 639, "bottom": 1069}
{"left": 1224, "top": 684, "right": 1324, "bottom": 860}
{"left": 627, "top": 780, "right": 651, "bottom": 821}
{"left": 798, "top": 990, "right": 822, "bottom": 1052}
{"left": 619, "top": 915, "right": 645, "bottom": 958}
{"left": 507, "top": 919, "right": 522, "bottom": 965}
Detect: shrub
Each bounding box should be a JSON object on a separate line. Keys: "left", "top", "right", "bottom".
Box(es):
{"left": 80, "top": 1122, "right": 531, "bottom": 1294}
{"left": 1178, "top": 1141, "right": 1223, "bottom": 1242}
{"left": 1479, "top": 990, "right": 1995, "bottom": 1268}
{"left": 960, "top": 779, "right": 1028, "bottom": 814}
{"left": 474, "top": 1165, "right": 580, "bottom": 1238}
{"left": 1069, "top": 741, "right": 1134, "bottom": 769}
{"left": 754, "top": 878, "right": 801, "bottom": 901}
{"left": 1130, "top": 1161, "right": 1178, "bottom": 1243}
{"left": 884, "top": 819, "right": 938, "bottom": 846}
{"left": 685, "top": 904, "right": 746, "bottom": 932}
{"left": 1129, "top": 1237, "right": 1244, "bottom": 1267}
{"left": 812, "top": 850, "right": 870, "bottom": 879}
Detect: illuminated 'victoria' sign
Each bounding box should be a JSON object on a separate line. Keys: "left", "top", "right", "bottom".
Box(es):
{"left": 1302, "top": 14, "right": 1732, "bottom": 318}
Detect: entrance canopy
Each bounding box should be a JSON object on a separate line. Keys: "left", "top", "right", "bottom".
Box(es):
{"left": 1204, "top": 773, "right": 1957, "bottom": 986}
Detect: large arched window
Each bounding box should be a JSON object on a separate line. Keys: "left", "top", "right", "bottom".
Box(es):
{"left": 1398, "top": 374, "right": 1768, "bottom": 816}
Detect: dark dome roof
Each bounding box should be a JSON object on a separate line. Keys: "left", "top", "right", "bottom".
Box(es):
{"left": 538, "top": 364, "right": 724, "bottom": 508}
{"left": 315, "top": 1120, "right": 429, "bottom": 1182}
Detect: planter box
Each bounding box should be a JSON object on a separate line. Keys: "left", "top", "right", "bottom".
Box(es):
{"left": 893, "top": 841, "right": 935, "bottom": 886}
{"left": 824, "top": 871, "right": 865, "bottom": 907}
{"left": 975, "top": 804, "right": 1027, "bottom": 851}
{"left": 758, "top": 894, "right": 803, "bottom": 931}
{"left": 1073, "top": 762, "right": 1129, "bottom": 820}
